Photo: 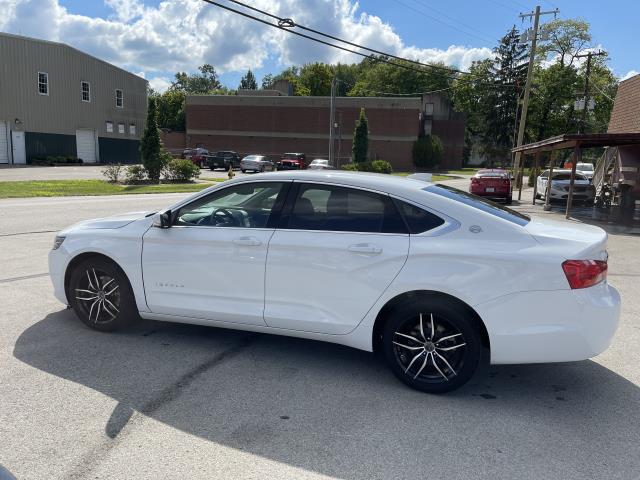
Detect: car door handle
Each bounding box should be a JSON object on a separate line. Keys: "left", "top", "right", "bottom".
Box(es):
{"left": 232, "top": 236, "right": 262, "bottom": 246}
{"left": 348, "top": 243, "right": 382, "bottom": 254}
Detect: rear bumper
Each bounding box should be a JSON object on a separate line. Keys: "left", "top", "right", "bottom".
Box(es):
{"left": 470, "top": 189, "right": 511, "bottom": 198}
{"left": 475, "top": 282, "right": 621, "bottom": 364}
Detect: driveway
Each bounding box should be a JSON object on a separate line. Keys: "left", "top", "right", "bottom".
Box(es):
{"left": 0, "top": 188, "right": 638, "bottom": 480}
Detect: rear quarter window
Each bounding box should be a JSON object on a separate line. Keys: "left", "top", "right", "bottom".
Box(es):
{"left": 393, "top": 199, "right": 445, "bottom": 233}
{"left": 425, "top": 184, "right": 530, "bottom": 226}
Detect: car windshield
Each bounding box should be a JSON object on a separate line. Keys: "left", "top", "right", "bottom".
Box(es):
{"left": 424, "top": 184, "right": 530, "bottom": 226}
{"left": 552, "top": 173, "right": 587, "bottom": 181}
{"left": 312, "top": 160, "right": 328, "bottom": 165}
{"left": 577, "top": 163, "right": 594, "bottom": 172}
{"left": 243, "top": 155, "right": 260, "bottom": 161}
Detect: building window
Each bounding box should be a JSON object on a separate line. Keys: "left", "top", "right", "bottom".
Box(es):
{"left": 129, "top": 124, "right": 136, "bottom": 135}
{"left": 115, "top": 89, "right": 123, "bottom": 108}
{"left": 81, "top": 81, "right": 90, "bottom": 102}
{"left": 38, "top": 72, "right": 49, "bottom": 95}
{"left": 118, "top": 123, "right": 125, "bottom": 134}
{"left": 106, "top": 121, "right": 113, "bottom": 133}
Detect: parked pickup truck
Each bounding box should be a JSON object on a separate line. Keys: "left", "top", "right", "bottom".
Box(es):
{"left": 277, "top": 152, "right": 306, "bottom": 170}
{"left": 206, "top": 151, "right": 241, "bottom": 170}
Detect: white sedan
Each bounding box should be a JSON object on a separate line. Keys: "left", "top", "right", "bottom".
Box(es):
{"left": 536, "top": 169, "right": 596, "bottom": 203}
{"left": 308, "top": 159, "right": 334, "bottom": 170}
{"left": 49, "top": 171, "right": 620, "bottom": 393}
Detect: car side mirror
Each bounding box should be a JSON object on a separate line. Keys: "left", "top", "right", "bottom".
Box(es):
{"left": 153, "top": 210, "right": 173, "bottom": 228}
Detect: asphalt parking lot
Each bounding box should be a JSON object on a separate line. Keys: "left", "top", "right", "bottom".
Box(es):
{"left": 1, "top": 187, "right": 639, "bottom": 479}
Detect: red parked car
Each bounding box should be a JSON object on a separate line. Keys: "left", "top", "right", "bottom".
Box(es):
{"left": 182, "top": 147, "right": 209, "bottom": 168}
{"left": 277, "top": 153, "right": 306, "bottom": 170}
{"left": 469, "top": 169, "right": 513, "bottom": 204}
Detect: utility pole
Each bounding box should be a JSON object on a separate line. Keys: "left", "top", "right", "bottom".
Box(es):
{"left": 575, "top": 50, "right": 607, "bottom": 133}
{"left": 513, "top": 5, "right": 559, "bottom": 198}
{"left": 328, "top": 77, "right": 337, "bottom": 166}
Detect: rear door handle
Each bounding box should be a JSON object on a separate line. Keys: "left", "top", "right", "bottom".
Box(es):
{"left": 348, "top": 243, "right": 382, "bottom": 254}
{"left": 232, "top": 236, "right": 262, "bottom": 246}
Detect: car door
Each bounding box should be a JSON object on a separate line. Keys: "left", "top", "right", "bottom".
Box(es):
{"left": 264, "top": 182, "right": 410, "bottom": 334}
{"left": 142, "top": 181, "right": 290, "bottom": 325}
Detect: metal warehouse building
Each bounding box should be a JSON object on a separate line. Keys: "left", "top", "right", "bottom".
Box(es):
{"left": 0, "top": 32, "right": 147, "bottom": 165}
{"left": 184, "top": 92, "right": 465, "bottom": 171}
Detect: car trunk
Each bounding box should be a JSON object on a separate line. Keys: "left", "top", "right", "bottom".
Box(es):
{"left": 524, "top": 217, "right": 608, "bottom": 260}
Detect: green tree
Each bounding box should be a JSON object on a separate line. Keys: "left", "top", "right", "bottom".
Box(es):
{"left": 299, "top": 63, "right": 334, "bottom": 96}
{"left": 412, "top": 135, "right": 443, "bottom": 169}
{"left": 140, "top": 97, "right": 165, "bottom": 182}
{"left": 155, "top": 89, "right": 186, "bottom": 131}
{"left": 261, "top": 73, "right": 274, "bottom": 89}
{"left": 239, "top": 69, "right": 258, "bottom": 90}
{"left": 537, "top": 19, "right": 591, "bottom": 68}
{"left": 171, "top": 64, "right": 222, "bottom": 93}
{"left": 352, "top": 108, "right": 369, "bottom": 163}
{"left": 271, "top": 66, "right": 310, "bottom": 96}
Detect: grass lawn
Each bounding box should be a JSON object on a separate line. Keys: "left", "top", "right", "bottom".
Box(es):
{"left": 0, "top": 179, "right": 225, "bottom": 199}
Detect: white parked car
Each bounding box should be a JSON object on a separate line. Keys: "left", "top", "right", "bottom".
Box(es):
{"left": 536, "top": 169, "right": 596, "bottom": 203}
{"left": 308, "top": 159, "right": 333, "bottom": 170}
{"left": 49, "top": 171, "right": 620, "bottom": 393}
{"left": 240, "top": 155, "right": 275, "bottom": 173}
{"left": 576, "top": 162, "right": 595, "bottom": 181}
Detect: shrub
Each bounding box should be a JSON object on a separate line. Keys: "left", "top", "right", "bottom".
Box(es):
{"left": 125, "top": 164, "right": 147, "bottom": 184}
{"left": 163, "top": 158, "right": 200, "bottom": 182}
{"left": 102, "top": 163, "right": 124, "bottom": 183}
{"left": 412, "top": 135, "right": 443, "bottom": 169}
{"left": 340, "top": 160, "right": 392, "bottom": 174}
{"left": 141, "top": 96, "right": 164, "bottom": 182}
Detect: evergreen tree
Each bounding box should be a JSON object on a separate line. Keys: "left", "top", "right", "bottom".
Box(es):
{"left": 239, "top": 69, "right": 258, "bottom": 90}
{"left": 141, "top": 97, "right": 164, "bottom": 182}
{"left": 352, "top": 108, "right": 369, "bottom": 163}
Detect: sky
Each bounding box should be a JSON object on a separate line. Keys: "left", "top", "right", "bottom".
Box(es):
{"left": 1, "top": 0, "right": 638, "bottom": 92}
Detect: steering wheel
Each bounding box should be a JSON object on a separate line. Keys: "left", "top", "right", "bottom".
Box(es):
{"left": 207, "top": 207, "right": 238, "bottom": 227}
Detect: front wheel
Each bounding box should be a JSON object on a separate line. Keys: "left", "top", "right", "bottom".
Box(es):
{"left": 382, "top": 298, "right": 482, "bottom": 393}
{"left": 68, "top": 257, "right": 139, "bottom": 332}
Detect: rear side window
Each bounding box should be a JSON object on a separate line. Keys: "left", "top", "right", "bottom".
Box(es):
{"left": 286, "top": 184, "right": 406, "bottom": 233}
{"left": 425, "top": 184, "right": 530, "bottom": 226}
{"left": 394, "top": 199, "right": 445, "bottom": 233}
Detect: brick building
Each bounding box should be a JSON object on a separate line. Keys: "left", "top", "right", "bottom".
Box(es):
{"left": 182, "top": 93, "right": 464, "bottom": 171}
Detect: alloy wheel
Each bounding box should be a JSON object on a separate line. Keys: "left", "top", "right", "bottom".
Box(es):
{"left": 74, "top": 267, "right": 121, "bottom": 324}
{"left": 392, "top": 313, "right": 467, "bottom": 383}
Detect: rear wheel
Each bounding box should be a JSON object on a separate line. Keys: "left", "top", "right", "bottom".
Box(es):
{"left": 505, "top": 195, "right": 513, "bottom": 205}
{"left": 382, "top": 298, "right": 482, "bottom": 393}
{"left": 68, "top": 257, "right": 138, "bottom": 332}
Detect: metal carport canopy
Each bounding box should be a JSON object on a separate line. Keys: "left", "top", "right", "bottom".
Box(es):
{"left": 511, "top": 133, "right": 640, "bottom": 219}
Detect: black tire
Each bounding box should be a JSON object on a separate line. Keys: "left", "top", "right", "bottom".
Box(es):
{"left": 260, "top": 165, "right": 265, "bottom": 173}
{"left": 241, "top": 169, "right": 246, "bottom": 173}
{"left": 382, "top": 297, "right": 483, "bottom": 393}
{"left": 68, "top": 256, "right": 139, "bottom": 332}
{"left": 505, "top": 196, "right": 513, "bottom": 205}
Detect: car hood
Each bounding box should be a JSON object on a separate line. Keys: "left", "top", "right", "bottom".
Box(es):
{"left": 64, "top": 211, "right": 154, "bottom": 232}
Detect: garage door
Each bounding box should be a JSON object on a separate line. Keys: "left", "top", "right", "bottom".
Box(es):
{"left": 76, "top": 129, "right": 97, "bottom": 163}
{"left": 0, "top": 122, "right": 8, "bottom": 164}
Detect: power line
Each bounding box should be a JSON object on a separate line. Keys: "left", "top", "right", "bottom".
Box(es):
{"left": 223, "top": 0, "right": 467, "bottom": 75}
{"left": 388, "top": 0, "right": 496, "bottom": 45}
{"left": 202, "top": 0, "right": 517, "bottom": 90}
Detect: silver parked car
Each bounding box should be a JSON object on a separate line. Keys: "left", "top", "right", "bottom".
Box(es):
{"left": 536, "top": 169, "right": 595, "bottom": 203}
{"left": 308, "top": 159, "right": 334, "bottom": 170}
{"left": 240, "top": 155, "right": 275, "bottom": 173}
{"left": 576, "top": 162, "right": 595, "bottom": 181}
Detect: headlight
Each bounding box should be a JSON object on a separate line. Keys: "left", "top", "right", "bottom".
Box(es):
{"left": 52, "top": 235, "right": 66, "bottom": 250}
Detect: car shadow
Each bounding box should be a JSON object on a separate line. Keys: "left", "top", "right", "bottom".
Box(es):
{"left": 14, "top": 309, "right": 640, "bottom": 479}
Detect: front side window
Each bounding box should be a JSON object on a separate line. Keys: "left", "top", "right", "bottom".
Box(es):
{"left": 425, "top": 184, "right": 530, "bottom": 226}
{"left": 38, "top": 72, "right": 48, "bottom": 95}
{"left": 115, "top": 89, "right": 123, "bottom": 108}
{"left": 286, "top": 184, "right": 405, "bottom": 233}
{"left": 176, "top": 182, "right": 286, "bottom": 228}
{"left": 81, "top": 81, "right": 90, "bottom": 102}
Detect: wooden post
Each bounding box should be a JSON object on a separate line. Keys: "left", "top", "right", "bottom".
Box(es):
{"left": 532, "top": 151, "right": 540, "bottom": 205}
{"left": 565, "top": 145, "right": 581, "bottom": 219}
{"left": 543, "top": 151, "right": 555, "bottom": 211}
{"left": 518, "top": 153, "right": 526, "bottom": 200}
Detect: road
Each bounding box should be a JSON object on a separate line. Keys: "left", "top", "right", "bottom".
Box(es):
{"left": 0, "top": 188, "right": 639, "bottom": 480}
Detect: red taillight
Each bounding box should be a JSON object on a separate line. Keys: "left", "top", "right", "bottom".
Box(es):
{"left": 471, "top": 177, "right": 479, "bottom": 184}
{"left": 503, "top": 179, "right": 510, "bottom": 185}
{"left": 562, "top": 260, "right": 607, "bottom": 289}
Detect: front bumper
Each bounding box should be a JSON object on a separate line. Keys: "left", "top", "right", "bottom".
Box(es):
{"left": 474, "top": 282, "right": 621, "bottom": 364}
{"left": 48, "top": 247, "right": 69, "bottom": 305}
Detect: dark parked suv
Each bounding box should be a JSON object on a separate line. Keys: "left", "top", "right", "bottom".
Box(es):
{"left": 206, "top": 151, "right": 241, "bottom": 170}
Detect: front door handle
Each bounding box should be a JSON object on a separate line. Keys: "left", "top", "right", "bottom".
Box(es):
{"left": 232, "top": 236, "right": 262, "bottom": 246}
{"left": 348, "top": 243, "right": 382, "bottom": 254}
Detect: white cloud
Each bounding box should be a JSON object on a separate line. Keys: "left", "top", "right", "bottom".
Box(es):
{"left": 0, "top": 0, "right": 494, "bottom": 81}
{"left": 621, "top": 70, "right": 639, "bottom": 81}
{"left": 148, "top": 76, "right": 172, "bottom": 93}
